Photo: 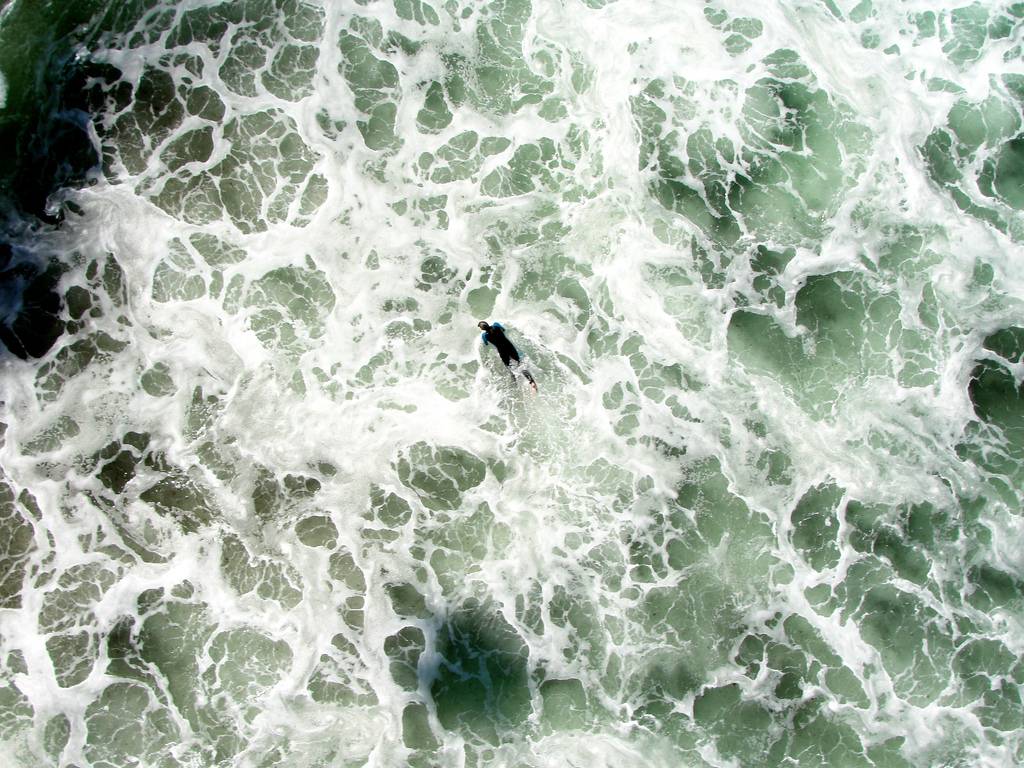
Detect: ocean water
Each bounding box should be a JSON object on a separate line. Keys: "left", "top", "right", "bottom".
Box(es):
{"left": 0, "top": 0, "right": 1022, "bottom": 766}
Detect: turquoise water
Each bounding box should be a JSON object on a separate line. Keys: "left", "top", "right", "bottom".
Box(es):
{"left": 0, "top": 0, "right": 1023, "bottom": 766}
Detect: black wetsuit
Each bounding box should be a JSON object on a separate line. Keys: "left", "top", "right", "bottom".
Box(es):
{"left": 481, "top": 322, "right": 536, "bottom": 387}
{"left": 482, "top": 323, "right": 520, "bottom": 366}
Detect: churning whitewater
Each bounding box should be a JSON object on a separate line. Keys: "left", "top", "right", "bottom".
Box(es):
{"left": 0, "top": 0, "right": 1023, "bottom": 766}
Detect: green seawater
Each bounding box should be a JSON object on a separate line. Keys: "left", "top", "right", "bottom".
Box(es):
{"left": 0, "top": 0, "right": 1023, "bottom": 766}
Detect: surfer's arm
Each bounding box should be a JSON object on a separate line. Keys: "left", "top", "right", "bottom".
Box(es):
{"left": 480, "top": 331, "right": 489, "bottom": 346}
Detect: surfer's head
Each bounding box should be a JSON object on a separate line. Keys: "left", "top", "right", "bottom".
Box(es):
{"left": 477, "top": 321, "right": 489, "bottom": 331}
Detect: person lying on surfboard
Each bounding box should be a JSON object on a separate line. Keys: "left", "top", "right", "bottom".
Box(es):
{"left": 477, "top": 320, "right": 538, "bottom": 392}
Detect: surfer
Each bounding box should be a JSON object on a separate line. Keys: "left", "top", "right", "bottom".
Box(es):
{"left": 478, "top": 321, "right": 538, "bottom": 391}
